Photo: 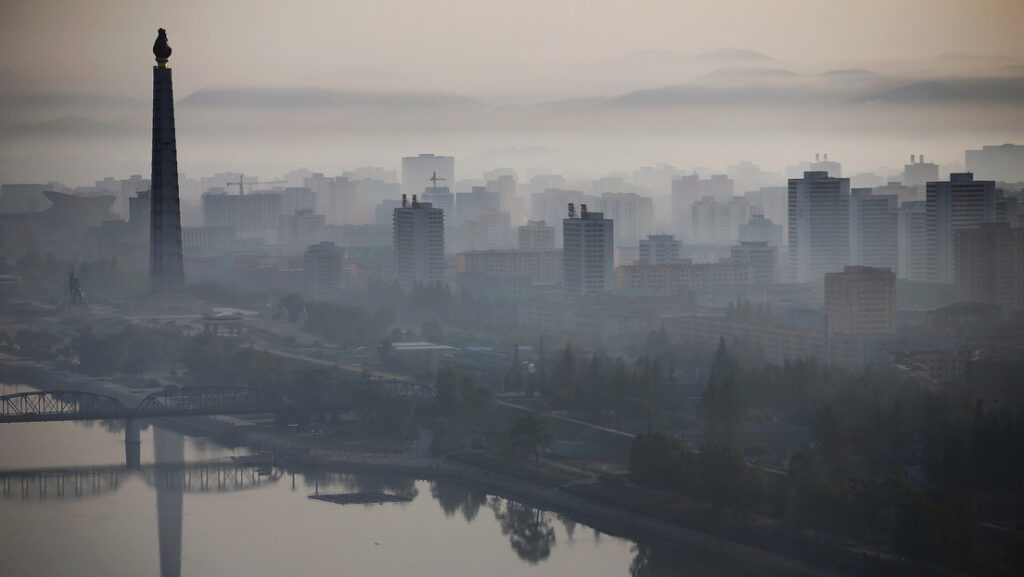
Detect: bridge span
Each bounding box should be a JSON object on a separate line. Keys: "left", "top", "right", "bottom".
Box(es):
{"left": 0, "top": 381, "right": 434, "bottom": 467}
{"left": 0, "top": 460, "right": 285, "bottom": 500}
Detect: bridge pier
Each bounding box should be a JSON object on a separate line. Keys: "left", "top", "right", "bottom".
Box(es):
{"left": 125, "top": 418, "right": 141, "bottom": 469}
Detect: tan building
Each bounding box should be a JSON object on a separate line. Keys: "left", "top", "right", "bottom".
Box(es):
{"left": 824, "top": 266, "right": 896, "bottom": 335}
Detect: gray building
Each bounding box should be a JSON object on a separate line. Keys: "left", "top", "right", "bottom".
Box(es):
{"left": 639, "top": 234, "right": 681, "bottom": 265}
{"left": 402, "top": 154, "right": 454, "bottom": 196}
{"left": 563, "top": 204, "right": 614, "bottom": 296}
{"left": 898, "top": 201, "right": 928, "bottom": 281}
{"left": 731, "top": 241, "right": 777, "bottom": 284}
{"left": 393, "top": 194, "right": 445, "bottom": 289}
{"left": 303, "top": 241, "right": 347, "bottom": 301}
{"left": 850, "top": 189, "right": 898, "bottom": 272}
{"left": 788, "top": 171, "right": 851, "bottom": 283}
{"left": 966, "top": 144, "right": 1024, "bottom": 183}
{"left": 926, "top": 173, "right": 998, "bottom": 283}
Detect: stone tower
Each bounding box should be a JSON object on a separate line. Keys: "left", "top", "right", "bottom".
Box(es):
{"left": 149, "top": 28, "right": 185, "bottom": 293}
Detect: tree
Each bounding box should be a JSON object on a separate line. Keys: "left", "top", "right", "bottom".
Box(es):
{"left": 508, "top": 413, "right": 553, "bottom": 470}
{"left": 701, "top": 338, "right": 743, "bottom": 450}
{"left": 277, "top": 293, "right": 305, "bottom": 323}
{"left": 421, "top": 316, "right": 444, "bottom": 343}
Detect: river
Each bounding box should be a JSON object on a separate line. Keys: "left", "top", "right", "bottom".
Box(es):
{"left": 0, "top": 384, "right": 761, "bottom": 577}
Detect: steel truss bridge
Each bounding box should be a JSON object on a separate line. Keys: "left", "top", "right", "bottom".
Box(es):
{"left": 0, "top": 460, "right": 285, "bottom": 500}
{"left": 0, "top": 381, "right": 435, "bottom": 424}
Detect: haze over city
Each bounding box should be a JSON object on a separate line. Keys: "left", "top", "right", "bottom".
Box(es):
{"left": 2, "top": 0, "right": 1024, "bottom": 182}
{"left": 1, "top": 2, "right": 1023, "bottom": 577}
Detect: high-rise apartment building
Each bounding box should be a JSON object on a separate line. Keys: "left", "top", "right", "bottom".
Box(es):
{"left": 303, "top": 241, "right": 346, "bottom": 301}
{"left": 393, "top": 194, "right": 445, "bottom": 288}
{"left": 965, "top": 144, "right": 1024, "bottom": 183}
{"left": 850, "top": 190, "right": 898, "bottom": 271}
{"left": 903, "top": 154, "right": 939, "bottom": 188}
{"left": 280, "top": 209, "right": 325, "bottom": 245}
{"left": 563, "top": 204, "right": 614, "bottom": 296}
{"left": 305, "top": 174, "right": 360, "bottom": 225}
{"left": 788, "top": 171, "right": 851, "bottom": 283}
{"left": 898, "top": 201, "right": 928, "bottom": 281}
{"left": 691, "top": 196, "right": 754, "bottom": 245}
{"left": 824, "top": 266, "right": 895, "bottom": 335}
{"left": 957, "top": 222, "right": 1024, "bottom": 314}
{"left": 596, "top": 192, "right": 653, "bottom": 247}
{"left": 401, "top": 154, "right": 454, "bottom": 195}
{"left": 639, "top": 234, "right": 681, "bottom": 265}
{"left": 671, "top": 174, "right": 733, "bottom": 240}
{"left": 925, "top": 172, "right": 998, "bottom": 283}
{"left": 531, "top": 188, "right": 586, "bottom": 246}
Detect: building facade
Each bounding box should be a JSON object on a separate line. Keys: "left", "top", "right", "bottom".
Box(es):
{"left": 401, "top": 154, "right": 454, "bottom": 196}
{"left": 925, "top": 172, "right": 998, "bottom": 283}
{"left": 563, "top": 205, "right": 614, "bottom": 296}
{"left": 393, "top": 195, "right": 445, "bottom": 288}
{"left": 824, "top": 266, "right": 896, "bottom": 335}
{"left": 788, "top": 171, "right": 851, "bottom": 283}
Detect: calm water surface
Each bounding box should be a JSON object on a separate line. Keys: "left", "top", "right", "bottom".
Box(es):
{"left": 0, "top": 385, "right": 754, "bottom": 577}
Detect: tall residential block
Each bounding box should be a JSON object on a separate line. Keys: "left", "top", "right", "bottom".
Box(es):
{"left": 393, "top": 194, "right": 444, "bottom": 288}
{"left": 788, "top": 171, "right": 850, "bottom": 283}
{"left": 902, "top": 154, "right": 938, "bottom": 188}
{"left": 898, "top": 201, "right": 928, "bottom": 281}
{"left": 401, "top": 154, "right": 454, "bottom": 195}
{"left": 957, "top": 222, "right": 1024, "bottom": 314}
{"left": 563, "top": 204, "right": 614, "bottom": 296}
{"left": 671, "top": 174, "right": 733, "bottom": 240}
{"left": 303, "top": 241, "right": 346, "bottom": 301}
{"left": 824, "top": 266, "right": 895, "bottom": 335}
{"left": 965, "top": 144, "right": 1024, "bottom": 183}
{"left": 926, "top": 172, "right": 998, "bottom": 283}
{"left": 850, "top": 189, "right": 898, "bottom": 271}
{"left": 149, "top": 29, "right": 185, "bottom": 293}
{"left": 596, "top": 192, "right": 653, "bottom": 247}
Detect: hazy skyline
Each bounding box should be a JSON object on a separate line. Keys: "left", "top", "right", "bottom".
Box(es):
{"left": 1, "top": 0, "right": 1023, "bottom": 184}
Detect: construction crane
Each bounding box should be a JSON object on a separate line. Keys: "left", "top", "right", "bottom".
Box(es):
{"left": 226, "top": 173, "right": 287, "bottom": 195}
{"left": 428, "top": 171, "right": 446, "bottom": 188}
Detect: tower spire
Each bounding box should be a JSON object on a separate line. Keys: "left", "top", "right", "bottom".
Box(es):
{"left": 149, "top": 28, "right": 185, "bottom": 293}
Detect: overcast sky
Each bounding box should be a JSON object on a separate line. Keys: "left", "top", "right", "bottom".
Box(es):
{"left": 1, "top": 0, "right": 1023, "bottom": 183}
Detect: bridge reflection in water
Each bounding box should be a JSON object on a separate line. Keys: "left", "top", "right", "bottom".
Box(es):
{"left": 0, "top": 426, "right": 284, "bottom": 577}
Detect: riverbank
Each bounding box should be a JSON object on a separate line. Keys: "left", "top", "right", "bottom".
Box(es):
{"left": 1, "top": 359, "right": 825, "bottom": 576}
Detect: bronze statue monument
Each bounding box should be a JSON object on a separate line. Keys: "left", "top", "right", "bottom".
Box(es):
{"left": 153, "top": 28, "right": 172, "bottom": 68}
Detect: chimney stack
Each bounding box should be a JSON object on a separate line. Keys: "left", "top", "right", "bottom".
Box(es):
{"left": 402, "top": 193, "right": 408, "bottom": 208}
{"left": 815, "top": 153, "right": 820, "bottom": 162}
{"left": 911, "top": 154, "right": 916, "bottom": 164}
